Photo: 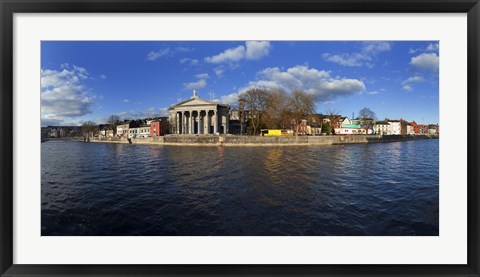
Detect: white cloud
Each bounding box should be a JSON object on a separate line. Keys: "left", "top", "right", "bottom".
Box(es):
{"left": 245, "top": 41, "right": 271, "bottom": 60}
{"left": 122, "top": 99, "right": 130, "bottom": 103}
{"left": 214, "top": 66, "right": 225, "bottom": 78}
{"left": 219, "top": 65, "right": 365, "bottom": 105}
{"left": 148, "top": 47, "right": 194, "bottom": 61}
{"left": 204, "top": 41, "right": 271, "bottom": 64}
{"left": 402, "top": 75, "right": 425, "bottom": 84}
{"left": 183, "top": 79, "right": 207, "bottom": 90}
{"left": 176, "top": 46, "right": 194, "bottom": 52}
{"left": 322, "top": 53, "right": 370, "bottom": 67}
{"left": 408, "top": 43, "right": 439, "bottom": 55}
{"left": 408, "top": 48, "right": 419, "bottom": 54}
{"left": 410, "top": 53, "right": 439, "bottom": 72}
{"left": 205, "top": 45, "right": 245, "bottom": 64}
{"left": 99, "top": 74, "right": 107, "bottom": 80}
{"left": 367, "top": 90, "right": 380, "bottom": 95}
{"left": 426, "top": 43, "right": 439, "bottom": 52}
{"left": 147, "top": 48, "right": 170, "bottom": 61}
{"left": 219, "top": 91, "right": 243, "bottom": 105}
{"left": 41, "top": 65, "right": 95, "bottom": 125}
{"left": 195, "top": 73, "right": 209, "bottom": 79}
{"left": 362, "top": 41, "right": 391, "bottom": 53}
{"left": 402, "top": 85, "right": 413, "bottom": 91}
{"left": 322, "top": 41, "right": 391, "bottom": 67}
{"left": 180, "top": 58, "right": 199, "bottom": 65}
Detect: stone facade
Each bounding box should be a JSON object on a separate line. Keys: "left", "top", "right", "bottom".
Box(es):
{"left": 168, "top": 90, "right": 230, "bottom": 135}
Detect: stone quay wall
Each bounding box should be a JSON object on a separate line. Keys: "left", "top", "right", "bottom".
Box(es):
{"left": 90, "top": 134, "right": 438, "bottom": 146}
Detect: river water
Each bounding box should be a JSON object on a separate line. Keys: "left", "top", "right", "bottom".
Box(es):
{"left": 41, "top": 139, "right": 439, "bottom": 236}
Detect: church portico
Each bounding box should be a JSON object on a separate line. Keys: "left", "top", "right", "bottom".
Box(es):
{"left": 168, "top": 90, "right": 230, "bottom": 135}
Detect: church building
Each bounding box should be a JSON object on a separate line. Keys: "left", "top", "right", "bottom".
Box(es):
{"left": 168, "top": 90, "right": 230, "bottom": 135}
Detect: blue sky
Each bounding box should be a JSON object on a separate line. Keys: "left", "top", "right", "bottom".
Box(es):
{"left": 41, "top": 41, "right": 439, "bottom": 126}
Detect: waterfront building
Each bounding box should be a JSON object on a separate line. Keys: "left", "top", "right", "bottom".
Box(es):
{"left": 428, "top": 124, "right": 439, "bottom": 135}
{"left": 406, "top": 123, "right": 414, "bottom": 135}
{"left": 116, "top": 123, "right": 130, "bottom": 137}
{"left": 409, "top": 121, "right": 420, "bottom": 134}
{"left": 138, "top": 126, "right": 150, "bottom": 137}
{"left": 168, "top": 89, "right": 230, "bottom": 135}
{"left": 128, "top": 128, "right": 138, "bottom": 138}
{"left": 228, "top": 108, "right": 242, "bottom": 135}
{"left": 338, "top": 117, "right": 352, "bottom": 128}
{"left": 335, "top": 124, "right": 362, "bottom": 135}
{"left": 388, "top": 120, "right": 402, "bottom": 135}
{"left": 386, "top": 119, "right": 409, "bottom": 135}
{"left": 374, "top": 121, "right": 391, "bottom": 135}
{"left": 418, "top": 124, "right": 428, "bottom": 134}
{"left": 149, "top": 120, "right": 161, "bottom": 137}
{"left": 128, "top": 125, "right": 150, "bottom": 138}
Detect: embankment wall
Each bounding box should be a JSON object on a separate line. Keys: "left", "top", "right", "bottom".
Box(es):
{"left": 90, "top": 134, "right": 438, "bottom": 146}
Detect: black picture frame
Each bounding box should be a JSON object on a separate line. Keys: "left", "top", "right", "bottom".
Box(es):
{"left": 1, "top": 0, "right": 479, "bottom": 276}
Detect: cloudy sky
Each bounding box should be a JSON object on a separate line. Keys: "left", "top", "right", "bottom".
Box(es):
{"left": 41, "top": 41, "right": 439, "bottom": 126}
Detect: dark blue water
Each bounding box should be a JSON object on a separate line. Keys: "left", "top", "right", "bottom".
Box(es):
{"left": 41, "top": 139, "right": 439, "bottom": 236}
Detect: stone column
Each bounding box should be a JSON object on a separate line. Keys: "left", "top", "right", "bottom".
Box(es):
{"left": 204, "top": 111, "right": 208, "bottom": 134}
{"left": 223, "top": 114, "right": 227, "bottom": 134}
{"left": 200, "top": 111, "right": 204, "bottom": 134}
{"left": 183, "top": 111, "right": 188, "bottom": 134}
{"left": 197, "top": 110, "right": 201, "bottom": 134}
{"left": 204, "top": 110, "right": 210, "bottom": 134}
{"left": 213, "top": 110, "right": 217, "bottom": 134}
{"left": 195, "top": 111, "right": 198, "bottom": 134}
{"left": 226, "top": 112, "right": 229, "bottom": 134}
{"left": 190, "top": 111, "right": 194, "bottom": 134}
{"left": 182, "top": 111, "right": 186, "bottom": 134}
{"left": 175, "top": 112, "right": 179, "bottom": 134}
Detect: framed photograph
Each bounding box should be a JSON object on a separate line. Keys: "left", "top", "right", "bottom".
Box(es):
{"left": 1, "top": 0, "right": 479, "bottom": 276}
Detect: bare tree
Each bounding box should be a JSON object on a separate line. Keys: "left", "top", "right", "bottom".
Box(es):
{"left": 264, "top": 90, "right": 290, "bottom": 129}
{"left": 241, "top": 88, "right": 268, "bottom": 135}
{"left": 81, "top": 121, "right": 97, "bottom": 142}
{"left": 107, "top": 114, "right": 121, "bottom": 136}
{"left": 326, "top": 109, "right": 341, "bottom": 135}
{"left": 358, "top": 107, "right": 376, "bottom": 134}
{"left": 288, "top": 91, "right": 315, "bottom": 136}
{"left": 61, "top": 127, "right": 71, "bottom": 138}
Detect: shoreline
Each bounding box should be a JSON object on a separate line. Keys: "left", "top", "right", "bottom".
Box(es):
{"left": 85, "top": 134, "right": 439, "bottom": 147}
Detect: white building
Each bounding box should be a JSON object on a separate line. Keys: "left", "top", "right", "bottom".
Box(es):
{"left": 168, "top": 89, "right": 230, "bottom": 135}
{"left": 116, "top": 123, "right": 130, "bottom": 137}
{"left": 129, "top": 126, "right": 150, "bottom": 138}
{"left": 406, "top": 124, "right": 415, "bottom": 135}
{"left": 374, "top": 121, "right": 391, "bottom": 135}
{"left": 388, "top": 121, "right": 402, "bottom": 135}
{"left": 335, "top": 124, "right": 363, "bottom": 135}
{"left": 338, "top": 117, "right": 352, "bottom": 128}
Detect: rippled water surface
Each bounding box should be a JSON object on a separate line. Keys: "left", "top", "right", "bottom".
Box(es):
{"left": 42, "top": 140, "right": 439, "bottom": 236}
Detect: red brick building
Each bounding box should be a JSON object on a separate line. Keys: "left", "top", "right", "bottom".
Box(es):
{"left": 150, "top": 120, "right": 161, "bottom": 137}
{"left": 409, "top": 121, "right": 420, "bottom": 134}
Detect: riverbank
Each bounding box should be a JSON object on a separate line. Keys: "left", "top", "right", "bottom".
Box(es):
{"left": 88, "top": 134, "right": 438, "bottom": 146}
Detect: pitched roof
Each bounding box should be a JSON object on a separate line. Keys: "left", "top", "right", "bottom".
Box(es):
{"left": 168, "top": 96, "right": 227, "bottom": 110}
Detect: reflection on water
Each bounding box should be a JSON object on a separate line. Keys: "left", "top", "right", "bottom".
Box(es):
{"left": 42, "top": 140, "right": 439, "bottom": 236}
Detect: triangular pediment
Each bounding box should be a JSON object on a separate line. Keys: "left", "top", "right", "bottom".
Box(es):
{"left": 171, "top": 97, "right": 219, "bottom": 108}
